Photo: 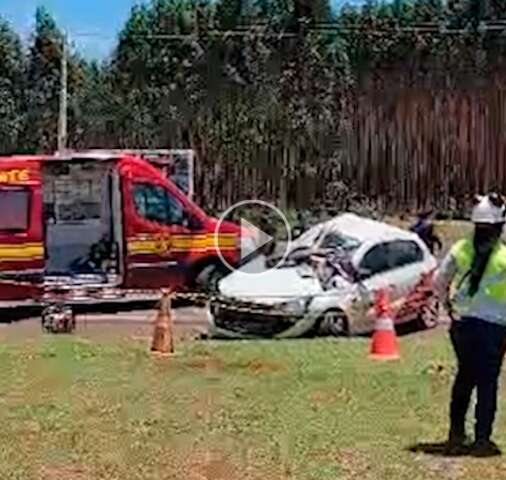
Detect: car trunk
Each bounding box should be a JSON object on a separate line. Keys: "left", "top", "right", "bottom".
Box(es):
{"left": 42, "top": 159, "right": 124, "bottom": 285}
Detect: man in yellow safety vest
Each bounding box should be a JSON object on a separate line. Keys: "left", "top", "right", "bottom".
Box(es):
{"left": 435, "top": 193, "right": 506, "bottom": 457}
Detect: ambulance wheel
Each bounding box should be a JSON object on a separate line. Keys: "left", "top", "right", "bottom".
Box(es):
{"left": 318, "top": 310, "right": 349, "bottom": 337}
{"left": 196, "top": 264, "right": 228, "bottom": 294}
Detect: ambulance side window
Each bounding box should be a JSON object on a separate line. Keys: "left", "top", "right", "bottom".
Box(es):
{"left": 166, "top": 194, "right": 185, "bottom": 226}
{"left": 0, "top": 188, "right": 30, "bottom": 231}
{"left": 134, "top": 184, "right": 167, "bottom": 224}
{"left": 133, "top": 183, "right": 186, "bottom": 226}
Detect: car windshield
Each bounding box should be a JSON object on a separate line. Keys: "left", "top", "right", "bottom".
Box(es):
{"left": 318, "top": 232, "right": 361, "bottom": 252}
{"left": 285, "top": 226, "right": 361, "bottom": 264}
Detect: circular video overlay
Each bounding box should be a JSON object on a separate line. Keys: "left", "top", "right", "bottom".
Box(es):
{"left": 214, "top": 200, "right": 292, "bottom": 275}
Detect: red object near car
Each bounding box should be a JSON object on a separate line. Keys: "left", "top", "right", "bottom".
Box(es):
{"left": 0, "top": 151, "right": 245, "bottom": 311}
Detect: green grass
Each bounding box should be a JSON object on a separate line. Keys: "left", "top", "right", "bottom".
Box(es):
{"left": 0, "top": 331, "right": 505, "bottom": 479}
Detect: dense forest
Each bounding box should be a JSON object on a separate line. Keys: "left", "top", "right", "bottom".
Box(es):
{"left": 1, "top": 0, "right": 506, "bottom": 215}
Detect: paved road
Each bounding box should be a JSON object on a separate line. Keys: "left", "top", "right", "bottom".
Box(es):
{"left": 0, "top": 306, "right": 209, "bottom": 343}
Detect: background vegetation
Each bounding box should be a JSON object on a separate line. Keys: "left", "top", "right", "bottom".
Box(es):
{"left": 1, "top": 1, "right": 505, "bottom": 215}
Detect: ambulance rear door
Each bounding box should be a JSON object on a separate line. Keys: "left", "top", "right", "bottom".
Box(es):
{"left": 0, "top": 161, "right": 44, "bottom": 302}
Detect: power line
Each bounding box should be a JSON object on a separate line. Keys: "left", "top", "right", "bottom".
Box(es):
{"left": 63, "top": 22, "right": 506, "bottom": 41}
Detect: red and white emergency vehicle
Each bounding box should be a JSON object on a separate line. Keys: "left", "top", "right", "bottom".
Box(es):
{"left": 0, "top": 151, "right": 246, "bottom": 313}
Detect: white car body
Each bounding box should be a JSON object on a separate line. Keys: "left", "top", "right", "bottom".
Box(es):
{"left": 208, "top": 213, "right": 438, "bottom": 338}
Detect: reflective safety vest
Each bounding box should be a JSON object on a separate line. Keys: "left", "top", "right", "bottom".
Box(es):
{"left": 450, "top": 238, "right": 506, "bottom": 326}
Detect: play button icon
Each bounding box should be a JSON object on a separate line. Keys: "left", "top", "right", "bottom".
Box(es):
{"left": 240, "top": 218, "right": 274, "bottom": 256}
{"left": 214, "top": 200, "right": 292, "bottom": 274}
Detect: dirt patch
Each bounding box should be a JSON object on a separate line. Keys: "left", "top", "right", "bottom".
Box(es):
{"left": 310, "top": 390, "right": 338, "bottom": 409}
{"left": 309, "top": 448, "right": 374, "bottom": 477}
{"left": 185, "top": 355, "right": 226, "bottom": 372}
{"left": 463, "top": 461, "right": 506, "bottom": 480}
{"left": 334, "top": 448, "right": 374, "bottom": 478}
{"left": 190, "top": 451, "right": 236, "bottom": 480}
{"left": 310, "top": 388, "right": 353, "bottom": 410}
{"left": 184, "top": 448, "right": 276, "bottom": 480}
{"left": 246, "top": 359, "right": 282, "bottom": 375}
{"left": 40, "top": 464, "right": 91, "bottom": 480}
{"left": 184, "top": 356, "right": 282, "bottom": 376}
{"left": 177, "top": 448, "right": 258, "bottom": 480}
{"left": 413, "top": 455, "right": 465, "bottom": 480}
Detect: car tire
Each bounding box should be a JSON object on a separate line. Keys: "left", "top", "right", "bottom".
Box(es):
{"left": 196, "top": 264, "right": 229, "bottom": 295}
{"left": 417, "top": 297, "right": 440, "bottom": 330}
{"left": 318, "top": 310, "right": 349, "bottom": 337}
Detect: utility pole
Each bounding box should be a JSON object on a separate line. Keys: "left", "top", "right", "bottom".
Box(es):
{"left": 57, "top": 32, "right": 68, "bottom": 154}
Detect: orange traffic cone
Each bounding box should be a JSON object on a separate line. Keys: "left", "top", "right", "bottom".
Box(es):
{"left": 369, "top": 288, "right": 400, "bottom": 361}
{"left": 151, "top": 290, "right": 174, "bottom": 356}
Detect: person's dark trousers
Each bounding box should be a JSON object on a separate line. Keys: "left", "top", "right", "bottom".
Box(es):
{"left": 449, "top": 317, "right": 506, "bottom": 442}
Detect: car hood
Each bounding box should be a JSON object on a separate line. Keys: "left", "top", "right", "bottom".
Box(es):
{"left": 218, "top": 265, "right": 323, "bottom": 304}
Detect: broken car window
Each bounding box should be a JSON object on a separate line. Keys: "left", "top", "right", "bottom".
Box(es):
{"left": 320, "top": 232, "right": 361, "bottom": 252}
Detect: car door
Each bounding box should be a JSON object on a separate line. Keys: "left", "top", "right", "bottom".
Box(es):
{"left": 354, "top": 240, "right": 425, "bottom": 324}
{"left": 382, "top": 240, "right": 429, "bottom": 322}
{"left": 123, "top": 179, "right": 180, "bottom": 289}
{"left": 124, "top": 177, "right": 206, "bottom": 289}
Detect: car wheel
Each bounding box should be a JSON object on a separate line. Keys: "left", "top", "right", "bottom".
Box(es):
{"left": 417, "top": 297, "right": 439, "bottom": 330}
{"left": 318, "top": 310, "right": 349, "bottom": 337}
{"left": 196, "top": 264, "right": 229, "bottom": 295}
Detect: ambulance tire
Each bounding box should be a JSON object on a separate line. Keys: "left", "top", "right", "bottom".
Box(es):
{"left": 196, "top": 263, "right": 228, "bottom": 294}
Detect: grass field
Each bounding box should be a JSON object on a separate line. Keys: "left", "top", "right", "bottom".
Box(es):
{"left": 1, "top": 329, "right": 506, "bottom": 480}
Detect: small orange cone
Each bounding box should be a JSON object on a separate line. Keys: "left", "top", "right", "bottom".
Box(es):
{"left": 369, "top": 288, "right": 400, "bottom": 361}
{"left": 151, "top": 289, "right": 174, "bottom": 356}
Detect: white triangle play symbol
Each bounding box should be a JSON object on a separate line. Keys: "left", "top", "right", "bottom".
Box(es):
{"left": 240, "top": 218, "right": 274, "bottom": 259}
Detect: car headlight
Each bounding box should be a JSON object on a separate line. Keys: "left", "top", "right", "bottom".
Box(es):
{"left": 281, "top": 297, "right": 311, "bottom": 315}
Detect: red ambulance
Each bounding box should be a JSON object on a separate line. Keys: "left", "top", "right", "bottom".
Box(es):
{"left": 0, "top": 151, "right": 246, "bottom": 311}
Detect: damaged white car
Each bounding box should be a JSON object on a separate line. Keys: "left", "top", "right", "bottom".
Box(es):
{"left": 207, "top": 213, "right": 439, "bottom": 338}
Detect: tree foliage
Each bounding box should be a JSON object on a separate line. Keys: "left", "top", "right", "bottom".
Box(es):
{"left": 2, "top": 0, "right": 506, "bottom": 211}
{"left": 0, "top": 17, "right": 25, "bottom": 153}
{"left": 24, "top": 7, "right": 87, "bottom": 152}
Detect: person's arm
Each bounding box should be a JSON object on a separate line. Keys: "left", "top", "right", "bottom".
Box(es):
{"left": 428, "top": 223, "right": 443, "bottom": 252}
{"left": 431, "top": 232, "right": 443, "bottom": 255}
{"left": 435, "top": 235, "right": 443, "bottom": 252}
{"left": 433, "top": 250, "right": 459, "bottom": 316}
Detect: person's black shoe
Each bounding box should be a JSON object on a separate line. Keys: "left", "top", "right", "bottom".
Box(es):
{"left": 470, "top": 439, "right": 502, "bottom": 458}
{"left": 443, "top": 435, "right": 471, "bottom": 456}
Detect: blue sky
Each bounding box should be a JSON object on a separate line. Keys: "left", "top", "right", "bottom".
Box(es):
{"left": 0, "top": 0, "right": 363, "bottom": 59}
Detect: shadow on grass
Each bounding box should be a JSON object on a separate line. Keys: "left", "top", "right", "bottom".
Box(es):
{"left": 407, "top": 442, "right": 470, "bottom": 457}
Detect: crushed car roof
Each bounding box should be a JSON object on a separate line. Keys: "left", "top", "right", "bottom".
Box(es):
{"left": 296, "top": 213, "right": 420, "bottom": 246}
